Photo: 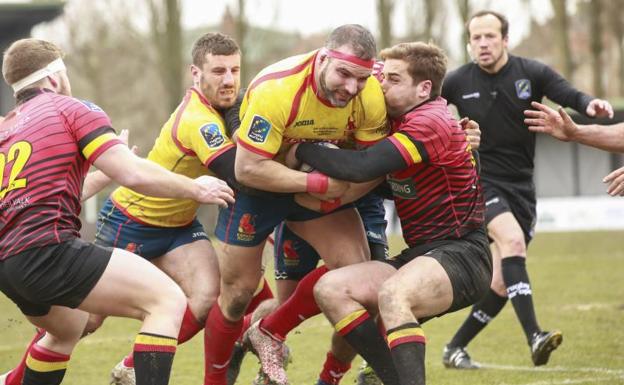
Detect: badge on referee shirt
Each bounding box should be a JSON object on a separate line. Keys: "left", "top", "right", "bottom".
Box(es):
{"left": 515, "top": 79, "right": 531, "bottom": 100}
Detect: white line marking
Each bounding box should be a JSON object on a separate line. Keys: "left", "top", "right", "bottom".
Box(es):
{"left": 480, "top": 363, "right": 624, "bottom": 376}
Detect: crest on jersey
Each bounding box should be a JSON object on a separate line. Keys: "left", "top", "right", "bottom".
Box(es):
{"left": 200, "top": 123, "right": 225, "bottom": 148}
{"left": 248, "top": 115, "right": 271, "bottom": 143}
{"left": 79, "top": 100, "right": 104, "bottom": 112}
{"left": 514, "top": 79, "right": 531, "bottom": 100}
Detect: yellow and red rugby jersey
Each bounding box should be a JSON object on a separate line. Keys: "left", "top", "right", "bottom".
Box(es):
{"left": 112, "top": 88, "right": 234, "bottom": 227}
{"left": 236, "top": 50, "right": 388, "bottom": 161}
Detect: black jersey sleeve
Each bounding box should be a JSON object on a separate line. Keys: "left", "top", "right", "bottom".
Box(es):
{"left": 295, "top": 139, "right": 407, "bottom": 183}
{"left": 207, "top": 146, "right": 237, "bottom": 187}
{"left": 222, "top": 89, "right": 245, "bottom": 137}
{"left": 535, "top": 61, "right": 594, "bottom": 115}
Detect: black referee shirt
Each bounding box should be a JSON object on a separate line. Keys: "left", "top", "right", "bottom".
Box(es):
{"left": 442, "top": 55, "right": 594, "bottom": 181}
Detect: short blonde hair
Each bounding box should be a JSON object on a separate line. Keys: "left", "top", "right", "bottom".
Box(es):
{"left": 380, "top": 42, "right": 447, "bottom": 98}
{"left": 2, "top": 38, "right": 64, "bottom": 87}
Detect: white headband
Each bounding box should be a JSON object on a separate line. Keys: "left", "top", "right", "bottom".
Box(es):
{"left": 11, "top": 58, "right": 66, "bottom": 93}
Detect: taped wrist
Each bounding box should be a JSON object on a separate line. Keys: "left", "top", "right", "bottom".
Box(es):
{"left": 306, "top": 172, "right": 328, "bottom": 194}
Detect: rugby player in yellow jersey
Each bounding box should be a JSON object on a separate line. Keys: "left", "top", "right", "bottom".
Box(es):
{"left": 206, "top": 24, "right": 389, "bottom": 385}
{"left": 93, "top": 33, "right": 244, "bottom": 385}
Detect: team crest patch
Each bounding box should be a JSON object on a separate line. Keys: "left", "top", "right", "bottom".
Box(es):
{"left": 514, "top": 79, "right": 531, "bottom": 100}
{"left": 200, "top": 123, "right": 225, "bottom": 148}
{"left": 237, "top": 213, "right": 257, "bottom": 242}
{"left": 283, "top": 240, "right": 300, "bottom": 266}
{"left": 79, "top": 100, "right": 103, "bottom": 112}
{"left": 248, "top": 115, "right": 272, "bottom": 143}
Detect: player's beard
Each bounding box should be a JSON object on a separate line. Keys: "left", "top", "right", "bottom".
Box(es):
{"left": 319, "top": 65, "right": 353, "bottom": 108}
{"left": 199, "top": 76, "right": 236, "bottom": 109}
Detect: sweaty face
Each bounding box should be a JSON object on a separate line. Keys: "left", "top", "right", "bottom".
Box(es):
{"left": 381, "top": 59, "right": 419, "bottom": 118}
{"left": 468, "top": 14, "right": 508, "bottom": 73}
{"left": 195, "top": 53, "right": 241, "bottom": 109}
{"left": 318, "top": 52, "right": 371, "bottom": 107}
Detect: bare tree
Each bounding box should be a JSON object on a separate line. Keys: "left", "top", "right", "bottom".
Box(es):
{"left": 148, "top": 0, "right": 183, "bottom": 112}
{"left": 377, "top": 0, "right": 394, "bottom": 49}
{"left": 589, "top": 0, "right": 605, "bottom": 97}
{"left": 457, "top": 0, "right": 471, "bottom": 63}
{"left": 606, "top": 1, "right": 624, "bottom": 96}
{"left": 423, "top": 0, "right": 437, "bottom": 42}
{"left": 551, "top": 0, "right": 574, "bottom": 79}
{"left": 236, "top": 0, "right": 249, "bottom": 85}
{"left": 404, "top": 0, "right": 437, "bottom": 43}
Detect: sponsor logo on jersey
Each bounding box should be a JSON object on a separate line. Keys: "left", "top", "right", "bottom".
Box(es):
{"left": 293, "top": 119, "right": 314, "bottom": 127}
{"left": 237, "top": 213, "right": 257, "bottom": 241}
{"left": 461, "top": 92, "right": 480, "bottom": 99}
{"left": 248, "top": 115, "right": 272, "bottom": 143}
{"left": 387, "top": 176, "right": 418, "bottom": 199}
{"left": 515, "top": 79, "right": 531, "bottom": 99}
{"left": 79, "top": 100, "right": 104, "bottom": 112}
{"left": 200, "top": 123, "right": 225, "bottom": 148}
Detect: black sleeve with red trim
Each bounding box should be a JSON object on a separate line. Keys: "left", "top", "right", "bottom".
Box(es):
{"left": 209, "top": 146, "right": 290, "bottom": 198}
{"left": 207, "top": 146, "right": 237, "bottom": 187}
{"left": 295, "top": 139, "right": 407, "bottom": 183}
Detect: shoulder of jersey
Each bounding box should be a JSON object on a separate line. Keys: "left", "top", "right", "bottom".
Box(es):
{"left": 248, "top": 51, "right": 316, "bottom": 93}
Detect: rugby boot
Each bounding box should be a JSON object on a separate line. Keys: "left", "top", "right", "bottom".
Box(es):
{"left": 442, "top": 345, "right": 480, "bottom": 369}
{"left": 109, "top": 359, "right": 135, "bottom": 385}
{"left": 530, "top": 330, "right": 563, "bottom": 366}
{"left": 247, "top": 321, "right": 289, "bottom": 385}
{"left": 355, "top": 361, "right": 383, "bottom": 385}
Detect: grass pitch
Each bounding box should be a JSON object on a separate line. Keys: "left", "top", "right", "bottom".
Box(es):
{"left": 1, "top": 231, "right": 623, "bottom": 384}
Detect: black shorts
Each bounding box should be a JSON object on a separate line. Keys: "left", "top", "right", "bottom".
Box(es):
{"left": 481, "top": 176, "right": 536, "bottom": 244}
{"left": 384, "top": 227, "right": 492, "bottom": 316}
{"left": 0, "top": 238, "right": 113, "bottom": 316}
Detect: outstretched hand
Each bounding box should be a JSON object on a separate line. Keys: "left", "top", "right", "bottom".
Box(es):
{"left": 524, "top": 101, "right": 578, "bottom": 141}
{"left": 193, "top": 175, "right": 235, "bottom": 207}
{"left": 586, "top": 98, "right": 614, "bottom": 119}
{"left": 603, "top": 166, "right": 624, "bottom": 197}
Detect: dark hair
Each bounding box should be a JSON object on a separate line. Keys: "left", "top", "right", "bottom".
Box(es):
{"left": 467, "top": 10, "right": 509, "bottom": 38}
{"left": 325, "top": 24, "right": 377, "bottom": 61}
{"left": 192, "top": 32, "right": 240, "bottom": 67}
{"left": 2, "top": 38, "right": 63, "bottom": 86}
{"left": 380, "top": 42, "right": 447, "bottom": 98}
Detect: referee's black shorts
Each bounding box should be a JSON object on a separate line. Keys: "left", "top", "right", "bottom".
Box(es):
{"left": 0, "top": 238, "right": 113, "bottom": 316}
{"left": 481, "top": 176, "right": 537, "bottom": 244}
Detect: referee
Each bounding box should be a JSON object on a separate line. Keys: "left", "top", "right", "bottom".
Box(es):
{"left": 440, "top": 10, "right": 613, "bottom": 369}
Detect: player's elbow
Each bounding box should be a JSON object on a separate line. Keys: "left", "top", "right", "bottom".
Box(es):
{"left": 234, "top": 159, "right": 258, "bottom": 185}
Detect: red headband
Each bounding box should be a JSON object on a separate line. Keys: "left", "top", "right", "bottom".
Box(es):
{"left": 323, "top": 48, "right": 375, "bottom": 69}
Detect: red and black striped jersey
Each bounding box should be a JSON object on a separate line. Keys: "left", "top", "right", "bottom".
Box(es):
{"left": 0, "top": 89, "right": 122, "bottom": 260}
{"left": 386, "top": 97, "right": 484, "bottom": 247}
